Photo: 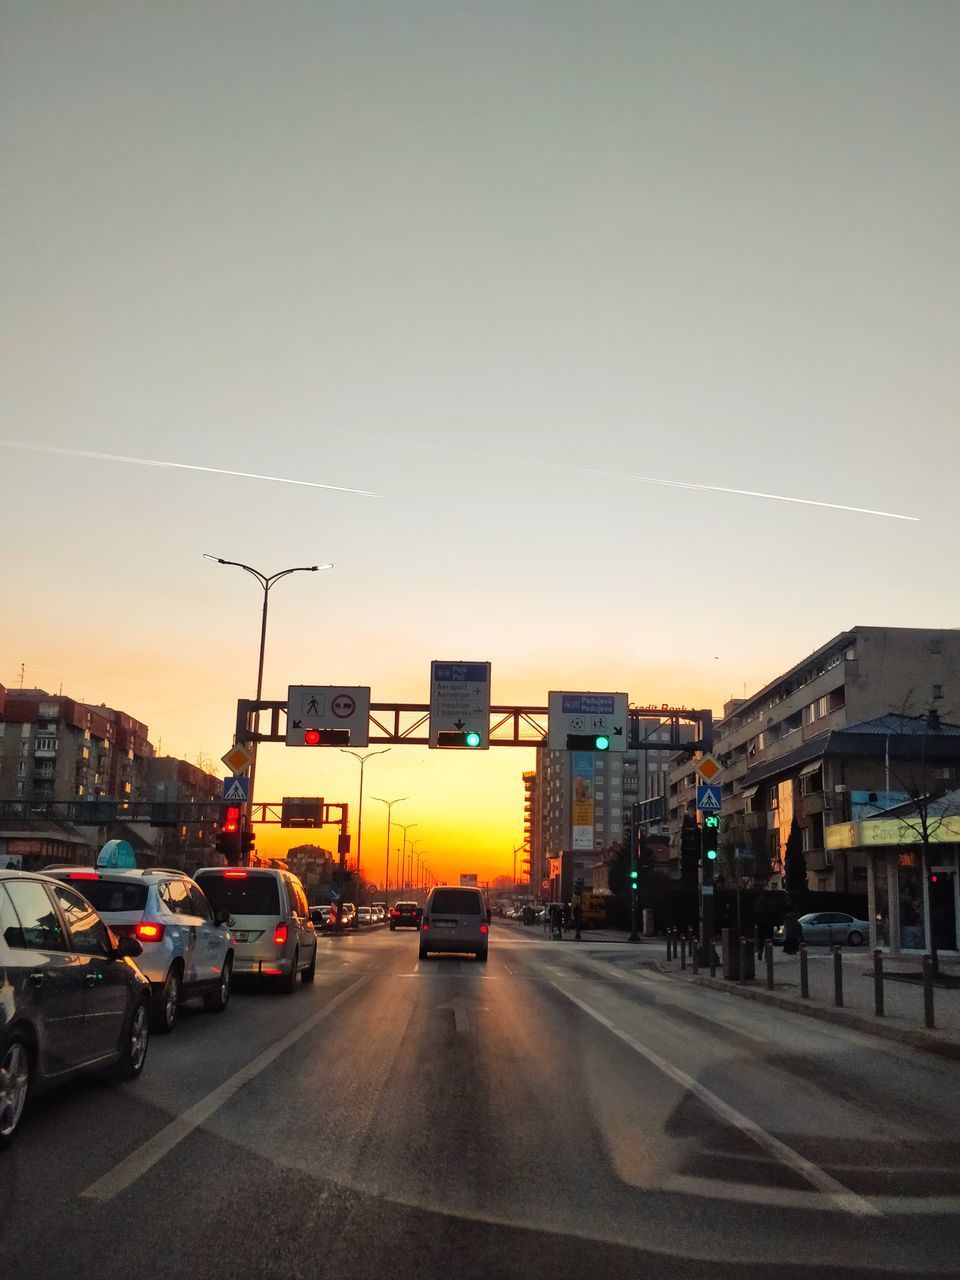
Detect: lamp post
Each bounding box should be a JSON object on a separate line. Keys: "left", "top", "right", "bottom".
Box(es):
{"left": 371, "top": 795, "right": 407, "bottom": 901}
{"left": 409, "top": 837, "right": 424, "bottom": 892}
{"left": 396, "top": 823, "right": 418, "bottom": 893}
{"left": 340, "top": 749, "right": 390, "bottom": 905}
{"left": 204, "top": 554, "right": 331, "bottom": 863}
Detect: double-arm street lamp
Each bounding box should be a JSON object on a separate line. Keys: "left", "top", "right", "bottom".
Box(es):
{"left": 205, "top": 554, "right": 332, "bottom": 861}
{"left": 370, "top": 795, "right": 407, "bottom": 899}
{"left": 395, "top": 823, "right": 418, "bottom": 891}
{"left": 408, "top": 837, "right": 425, "bottom": 891}
{"left": 340, "top": 749, "right": 390, "bottom": 905}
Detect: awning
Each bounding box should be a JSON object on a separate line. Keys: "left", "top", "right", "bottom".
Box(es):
{"left": 740, "top": 784, "right": 759, "bottom": 800}
{"left": 798, "top": 761, "right": 823, "bottom": 778}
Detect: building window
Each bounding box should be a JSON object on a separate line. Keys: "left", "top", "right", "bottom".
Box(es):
{"left": 932, "top": 684, "right": 944, "bottom": 700}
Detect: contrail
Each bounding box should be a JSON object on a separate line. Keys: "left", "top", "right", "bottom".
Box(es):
{"left": 0, "top": 441, "right": 379, "bottom": 498}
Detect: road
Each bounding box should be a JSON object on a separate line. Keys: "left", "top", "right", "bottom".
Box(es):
{"left": 3, "top": 923, "right": 960, "bottom": 1279}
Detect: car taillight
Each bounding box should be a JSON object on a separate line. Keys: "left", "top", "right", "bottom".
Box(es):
{"left": 421, "top": 922, "right": 429, "bottom": 932}
{"left": 135, "top": 922, "right": 165, "bottom": 942}
{"left": 274, "top": 923, "right": 289, "bottom": 945}
{"left": 480, "top": 923, "right": 488, "bottom": 934}
{"left": 224, "top": 869, "right": 248, "bottom": 878}
{"left": 67, "top": 872, "right": 100, "bottom": 880}
{"left": 390, "top": 909, "right": 399, "bottom": 917}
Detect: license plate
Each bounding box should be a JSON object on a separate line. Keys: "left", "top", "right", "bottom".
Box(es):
{"left": 434, "top": 921, "right": 456, "bottom": 930}
{"left": 232, "top": 931, "right": 250, "bottom": 942}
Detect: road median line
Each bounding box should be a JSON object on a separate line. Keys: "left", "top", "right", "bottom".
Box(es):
{"left": 81, "top": 976, "right": 369, "bottom": 1203}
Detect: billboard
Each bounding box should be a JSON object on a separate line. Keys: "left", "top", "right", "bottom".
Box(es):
{"left": 571, "top": 752, "right": 595, "bottom": 850}
{"left": 459, "top": 873, "right": 478, "bottom": 887}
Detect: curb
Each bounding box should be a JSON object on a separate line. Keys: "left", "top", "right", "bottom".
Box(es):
{"left": 653, "top": 964, "right": 960, "bottom": 1061}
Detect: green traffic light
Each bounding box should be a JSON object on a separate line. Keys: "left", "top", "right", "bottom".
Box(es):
{"left": 704, "top": 814, "right": 720, "bottom": 828}
{"left": 595, "top": 735, "right": 610, "bottom": 751}
{"left": 465, "top": 730, "right": 481, "bottom": 748}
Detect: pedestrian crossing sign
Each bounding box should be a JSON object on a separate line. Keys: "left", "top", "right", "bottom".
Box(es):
{"left": 696, "top": 784, "right": 722, "bottom": 813}
{"left": 222, "top": 775, "right": 249, "bottom": 802}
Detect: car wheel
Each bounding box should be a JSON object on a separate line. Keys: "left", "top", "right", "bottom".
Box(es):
{"left": 204, "top": 956, "right": 233, "bottom": 1012}
{"left": 0, "top": 1032, "right": 31, "bottom": 1148}
{"left": 477, "top": 948, "right": 488, "bottom": 963}
{"left": 151, "top": 965, "right": 182, "bottom": 1034}
{"left": 279, "top": 950, "right": 299, "bottom": 994}
{"left": 301, "top": 945, "right": 317, "bottom": 984}
{"left": 848, "top": 930, "right": 864, "bottom": 946}
{"left": 111, "top": 999, "right": 150, "bottom": 1081}
{"left": 418, "top": 944, "right": 429, "bottom": 960}
{"left": 389, "top": 924, "right": 395, "bottom": 931}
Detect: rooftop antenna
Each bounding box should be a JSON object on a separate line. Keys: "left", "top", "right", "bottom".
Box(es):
{"left": 18, "top": 662, "right": 25, "bottom": 689}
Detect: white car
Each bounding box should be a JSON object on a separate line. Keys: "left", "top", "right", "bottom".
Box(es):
{"left": 357, "top": 906, "right": 373, "bottom": 926}
{"left": 193, "top": 866, "right": 318, "bottom": 992}
{"left": 49, "top": 867, "right": 233, "bottom": 1033}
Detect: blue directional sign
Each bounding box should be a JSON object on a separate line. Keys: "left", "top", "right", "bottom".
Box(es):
{"left": 222, "top": 775, "right": 249, "bottom": 802}
{"left": 696, "top": 784, "right": 722, "bottom": 813}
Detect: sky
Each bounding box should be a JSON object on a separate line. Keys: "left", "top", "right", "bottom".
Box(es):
{"left": 2, "top": 1, "right": 958, "bottom": 883}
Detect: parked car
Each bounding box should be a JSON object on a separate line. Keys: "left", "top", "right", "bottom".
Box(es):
{"left": 48, "top": 867, "right": 234, "bottom": 1033}
{"left": 774, "top": 912, "right": 870, "bottom": 947}
{"left": 390, "top": 901, "right": 422, "bottom": 930}
{"left": 0, "top": 869, "right": 152, "bottom": 1146}
{"left": 419, "top": 886, "right": 489, "bottom": 962}
{"left": 310, "top": 904, "right": 335, "bottom": 932}
{"left": 193, "top": 867, "right": 318, "bottom": 992}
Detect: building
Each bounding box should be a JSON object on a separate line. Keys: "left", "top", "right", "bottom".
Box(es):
{"left": 529, "top": 716, "right": 691, "bottom": 897}
{"left": 666, "top": 627, "right": 960, "bottom": 953}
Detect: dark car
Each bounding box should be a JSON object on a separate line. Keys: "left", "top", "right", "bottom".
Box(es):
{"left": 390, "top": 901, "right": 422, "bottom": 930}
{"left": 0, "top": 869, "right": 152, "bottom": 1146}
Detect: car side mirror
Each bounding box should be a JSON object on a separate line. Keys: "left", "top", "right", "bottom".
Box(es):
{"left": 214, "top": 909, "right": 231, "bottom": 927}
{"left": 116, "top": 935, "right": 143, "bottom": 959}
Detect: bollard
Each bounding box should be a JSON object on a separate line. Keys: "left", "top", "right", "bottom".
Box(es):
{"left": 709, "top": 937, "right": 717, "bottom": 978}
{"left": 691, "top": 938, "right": 699, "bottom": 975}
{"left": 665, "top": 930, "right": 672, "bottom": 963}
{"left": 833, "top": 946, "right": 843, "bottom": 1007}
{"left": 873, "top": 949, "right": 884, "bottom": 1018}
{"left": 799, "top": 945, "right": 809, "bottom": 998}
{"left": 680, "top": 934, "right": 687, "bottom": 970}
{"left": 922, "top": 955, "right": 936, "bottom": 1029}
{"left": 738, "top": 936, "right": 748, "bottom": 983}
{"left": 765, "top": 939, "right": 774, "bottom": 990}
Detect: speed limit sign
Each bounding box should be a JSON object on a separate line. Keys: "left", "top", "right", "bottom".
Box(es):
{"left": 541, "top": 878, "right": 550, "bottom": 891}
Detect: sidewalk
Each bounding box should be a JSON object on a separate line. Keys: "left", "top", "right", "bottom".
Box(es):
{"left": 651, "top": 942, "right": 960, "bottom": 1059}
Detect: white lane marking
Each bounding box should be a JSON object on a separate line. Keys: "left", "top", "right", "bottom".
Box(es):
{"left": 81, "top": 977, "right": 369, "bottom": 1202}
{"left": 551, "top": 982, "right": 881, "bottom": 1218}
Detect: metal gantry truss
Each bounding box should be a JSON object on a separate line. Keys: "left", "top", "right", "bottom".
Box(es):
{"left": 235, "top": 699, "right": 713, "bottom": 752}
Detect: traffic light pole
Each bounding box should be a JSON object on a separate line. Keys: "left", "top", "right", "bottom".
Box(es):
{"left": 628, "top": 801, "right": 640, "bottom": 943}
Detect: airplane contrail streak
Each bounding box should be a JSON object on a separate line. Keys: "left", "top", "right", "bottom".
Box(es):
{"left": 0, "top": 441, "right": 379, "bottom": 498}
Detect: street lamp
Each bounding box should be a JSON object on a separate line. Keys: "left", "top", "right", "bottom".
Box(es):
{"left": 340, "top": 749, "right": 390, "bottom": 905}
{"left": 409, "top": 837, "right": 424, "bottom": 891}
{"left": 204, "top": 554, "right": 332, "bottom": 863}
{"left": 395, "top": 823, "right": 418, "bottom": 892}
{"left": 370, "top": 795, "right": 407, "bottom": 900}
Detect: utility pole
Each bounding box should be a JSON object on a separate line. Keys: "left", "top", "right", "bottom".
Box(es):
{"left": 628, "top": 802, "right": 640, "bottom": 942}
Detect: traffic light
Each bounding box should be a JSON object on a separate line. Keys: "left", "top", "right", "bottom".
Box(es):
{"left": 566, "top": 734, "right": 610, "bottom": 751}
{"left": 574, "top": 877, "right": 585, "bottom": 896}
{"left": 215, "top": 804, "right": 242, "bottom": 857}
{"left": 240, "top": 830, "right": 256, "bottom": 857}
{"left": 436, "top": 729, "right": 483, "bottom": 748}
{"left": 629, "top": 865, "right": 639, "bottom": 888}
{"left": 702, "top": 813, "right": 720, "bottom": 860}
{"left": 303, "top": 728, "right": 349, "bottom": 746}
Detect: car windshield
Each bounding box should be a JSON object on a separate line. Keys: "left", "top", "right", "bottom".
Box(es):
{"left": 429, "top": 889, "right": 482, "bottom": 915}
{"left": 60, "top": 879, "right": 148, "bottom": 913}
{"left": 194, "top": 874, "right": 280, "bottom": 915}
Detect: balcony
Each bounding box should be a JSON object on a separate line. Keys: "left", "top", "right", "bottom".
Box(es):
{"left": 743, "top": 811, "right": 767, "bottom": 832}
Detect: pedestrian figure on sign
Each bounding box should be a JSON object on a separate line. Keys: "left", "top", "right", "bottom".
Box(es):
{"left": 307, "top": 696, "right": 320, "bottom": 714}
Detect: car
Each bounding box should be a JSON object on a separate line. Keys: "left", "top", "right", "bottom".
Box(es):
{"left": 390, "top": 901, "right": 422, "bottom": 930}
{"left": 310, "top": 903, "right": 335, "bottom": 932}
{"left": 773, "top": 912, "right": 870, "bottom": 947}
{"left": 0, "top": 869, "right": 152, "bottom": 1146}
{"left": 419, "top": 886, "right": 489, "bottom": 962}
{"left": 193, "top": 866, "right": 318, "bottom": 992}
{"left": 338, "top": 902, "right": 358, "bottom": 930}
{"left": 49, "top": 867, "right": 234, "bottom": 1034}
{"left": 357, "top": 906, "right": 373, "bottom": 926}
{"left": 371, "top": 902, "right": 387, "bottom": 922}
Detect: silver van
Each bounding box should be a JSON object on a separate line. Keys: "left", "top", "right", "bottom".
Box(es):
{"left": 193, "top": 867, "right": 318, "bottom": 992}
{"left": 419, "top": 886, "right": 489, "bottom": 962}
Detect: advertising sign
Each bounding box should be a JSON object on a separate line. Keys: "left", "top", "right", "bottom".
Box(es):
{"left": 571, "top": 752, "right": 595, "bottom": 850}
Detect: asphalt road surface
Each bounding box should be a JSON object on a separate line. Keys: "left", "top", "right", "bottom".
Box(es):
{"left": 3, "top": 922, "right": 960, "bottom": 1279}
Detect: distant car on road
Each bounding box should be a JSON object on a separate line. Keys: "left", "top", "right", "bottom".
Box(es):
{"left": 48, "top": 867, "right": 233, "bottom": 1033}
{"left": 419, "top": 886, "right": 489, "bottom": 962}
{"left": 774, "top": 912, "right": 870, "bottom": 947}
{"left": 357, "top": 906, "right": 373, "bottom": 926}
{"left": 0, "top": 869, "right": 152, "bottom": 1146}
{"left": 390, "top": 901, "right": 422, "bottom": 930}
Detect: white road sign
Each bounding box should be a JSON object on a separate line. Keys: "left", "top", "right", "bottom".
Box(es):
{"left": 286, "top": 685, "right": 371, "bottom": 746}
{"left": 548, "top": 691, "right": 629, "bottom": 751}
{"left": 429, "top": 661, "right": 491, "bottom": 748}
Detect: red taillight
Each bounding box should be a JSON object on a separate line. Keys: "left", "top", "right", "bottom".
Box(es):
{"left": 67, "top": 872, "right": 100, "bottom": 880}
{"left": 224, "top": 869, "right": 248, "bottom": 878}
{"left": 274, "top": 923, "right": 289, "bottom": 946}
{"left": 421, "top": 922, "right": 429, "bottom": 932}
{"left": 390, "top": 909, "right": 399, "bottom": 917}
{"left": 480, "top": 923, "right": 488, "bottom": 934}
{"left": 135, "top": 922, "right": 165, "bottom": 942}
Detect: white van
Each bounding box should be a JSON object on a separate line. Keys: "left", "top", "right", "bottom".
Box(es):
{"left": 193, "top": 867, "right": 318, "bottom": 992}
{"left": 419, "top": 886, "right": 489, "bottom": 962}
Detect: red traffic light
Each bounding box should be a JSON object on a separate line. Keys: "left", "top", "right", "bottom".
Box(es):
{"left": 304, "top": 729, "right": 321, "bottom": 746}
{"left": 223, "top": 804, "right": 241, "bottom": 834}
